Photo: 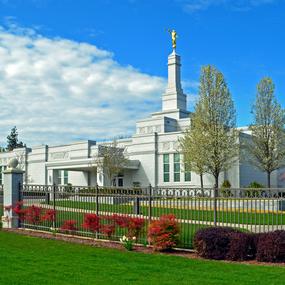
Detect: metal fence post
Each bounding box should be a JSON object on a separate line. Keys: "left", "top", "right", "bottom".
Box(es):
{"left": 2, "top": 158, "right": 24, "bottom": 229}
{"left": 133, "top": 196, "right": 140, "bottom": 215}
{"left": 96, "top": 184, "right": 99, "bottom": 216}
{"left": 148, "top": 184, "right": 152, "bottom": 224}
{"left": 52, "top": 183, "right": 56, "bottom": 229}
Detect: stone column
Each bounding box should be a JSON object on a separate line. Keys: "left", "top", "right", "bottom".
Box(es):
{"left": 1, "top": 158, "right": 24, "bottom": 228}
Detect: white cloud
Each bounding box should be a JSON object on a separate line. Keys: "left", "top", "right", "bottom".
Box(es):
{"left": 0, "top": 24, "right": 168, "bottom": 146}
{"left": 182, "top": 0, "right": 280, "bottom": 13}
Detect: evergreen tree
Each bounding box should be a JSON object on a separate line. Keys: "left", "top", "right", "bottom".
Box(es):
{"left": 247, "top": 77, "right": 285, "bottom": 188}
{"left": 6, "top": 126, "right": 25, "bottom": 151}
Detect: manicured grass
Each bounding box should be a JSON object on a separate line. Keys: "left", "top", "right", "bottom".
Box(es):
{"left": 52, "top": 199, "right": 285, "bottom": 225}
{"left": 0, "top": 231, "right": 284, "bottom": 285}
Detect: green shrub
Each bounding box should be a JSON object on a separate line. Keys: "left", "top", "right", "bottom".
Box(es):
{"left": 245, "top": 181, "right": 264, "bottom": 197}
{"left": 221, "top": 180, "right": 232, "bottom": 197}
{"left": 248, "top": 181, "right": 264, "bottom": 188}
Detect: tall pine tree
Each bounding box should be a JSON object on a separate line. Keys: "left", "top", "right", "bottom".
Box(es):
{"left": 6, "top": 126, "right": 25, "bottom": 151}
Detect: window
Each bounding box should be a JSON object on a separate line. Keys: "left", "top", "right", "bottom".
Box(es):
{"left": 112, "top": 174, "right": 124, "bottom": 187}
{"left": 184, "top": 163, "right": 191, "bottom": 182}
{"left": 118, "top": 177, "right": 123, "bottom": 187}
{"left": 163, "top": 154, "right": 170, "bottom": 182}
{"left": 174, "top": 153, "right": 180, "bottom": 182}
{"left": 58, "top": 170, "right": 68, "bottom": 185}
{"left": 63, "top": 170, "right": 68, "bottom": 185}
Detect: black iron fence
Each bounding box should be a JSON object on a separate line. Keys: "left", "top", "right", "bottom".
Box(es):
{"left": 10, "top": 184, "right": 285, "bottom": 248}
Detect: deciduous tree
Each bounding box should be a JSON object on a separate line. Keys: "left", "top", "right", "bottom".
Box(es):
{"left": 247, "top": 77, "right": 285, "bottom": 188}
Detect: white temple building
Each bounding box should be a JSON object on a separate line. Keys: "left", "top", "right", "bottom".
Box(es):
{"left": 1, "top": 50, "right": 285, "bottom": 188}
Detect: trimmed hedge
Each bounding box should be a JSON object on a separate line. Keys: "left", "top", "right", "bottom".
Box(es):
{"left": 194, "top": 227, "right": 285, "bottom": 263}
{"left": 194, "top": 227, "right": 239, "bottom": 260}
{"left": 256, "top": 231, "right": 285, "bottom": 263}
{"left": 226, "top": 232, "right": 255, "bottom": 261}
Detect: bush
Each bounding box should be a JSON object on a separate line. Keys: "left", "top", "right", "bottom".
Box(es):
{"left": 24, "top": 205, "right": 42, "bottom": 224}
{"left": 248, "top": 181, "right": 264, "bottom": 188}
{"left": 245, "top": 181, "right": 264, "bottom": 197}
{"left": 226, "top": 232, "right": 256, "bottom": 261}
{"left": 221, "top": 180, "right": 232, "bottom": 197}
{"left": 113, "top": 215, "right": 145, "bottom": 238}
{"left": 148, "top": 214, "right": 179, "bottom": 251}
{"left": 256, "top": 231, "right": 285, "bottom": 263}
{"left": 60, "top": 220, "right": 77, "bottom": 233}
{"left": 41, "top": 209, "right": 56, "bottom": 223}
{"left": 13, "top": 201, "right": 26, "bottom": 221}
{"left": 194, "top": 227, "right": 239, "bottom": 260}
{"left": 100, "top": 224, "right": 115, "bottom": 238}
{"left": 82, "top": 214, "right": 100, "bottom": 233}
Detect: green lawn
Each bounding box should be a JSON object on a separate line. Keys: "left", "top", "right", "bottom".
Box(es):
{"left": 0, "top": 231, "right": 284, "bottom": 285}
{"left": 51, "top": 199, "right": 285, "bottom": 225}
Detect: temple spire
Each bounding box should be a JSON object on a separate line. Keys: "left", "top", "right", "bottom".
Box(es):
{"left": 162, "top": 51, "right": 187, "bottom": 112}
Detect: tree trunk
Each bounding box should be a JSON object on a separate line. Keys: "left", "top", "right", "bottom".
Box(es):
{"left": 200, "top": 173, "right": 204, "bottom": 190}
{"left": 267, "top": 171, "right": 271, "bottom": 188}
{"left": 200, "top": 173, "right": 204, "bottom": 197}
{"left": 213, "top": 174, "right": 219, "bottom": 227}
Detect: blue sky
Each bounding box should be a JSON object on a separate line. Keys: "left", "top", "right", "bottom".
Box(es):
{"left": 0, "top": 0, "right": 284, "bottom": 145}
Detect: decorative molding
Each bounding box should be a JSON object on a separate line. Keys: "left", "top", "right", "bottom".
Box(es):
{"left": 49, "top": 152, "right": 69, "bottom": 160}
{"left": 147, "top": 126, "right": 153, "bottom": 133}
{"left": 162, "top": 142, "right": 170, "bottom": 151}
{"left": 0, "top": 158, "right": 9, "bottom": 165}
{"left": 172, "top": 141, "right": 179, "bottom": 150}
{"left": 155, "top": 125, "right": 162, "bottom": 133}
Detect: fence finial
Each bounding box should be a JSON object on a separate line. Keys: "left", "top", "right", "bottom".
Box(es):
{"left": 8, "top": 158, "right": 19, "bottom": 170}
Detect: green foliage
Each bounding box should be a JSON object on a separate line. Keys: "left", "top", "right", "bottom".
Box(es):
{"left": 6, "top": 126, "right": 25, "bottom": 151}
{"left": 245, "top": 181, "right": 264, "bottom": 197}
{"left": 221, "top": 180, "right": 231, "bottom": 188}
{"left": 247, "top": 181, "right": 264, "bottom": 188}
{"left": 221, "top": 180, "right": 232, "bottom": 197}
{"left": 179, "top": 109, "right": 208, "bottom": 188}
{"left": 181, "top": 65, "right": 239, "bottom": 188}
{"left": 246, "top": 77, "right": 285, "bottom": 187}
{"left": 93, "top": 139, "right": 129, "bottom": 186}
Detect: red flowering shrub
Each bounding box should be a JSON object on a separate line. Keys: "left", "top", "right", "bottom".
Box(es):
{"left": 128, "top": 217, "right": 145, "bottom": 238}
{"left": 113, "top": 214, "right": 145, "bottom": 238}
{"left": 13, "top": 201, "right": 26, "bottom": 221}
{"left": 25, "top": 205, "right": 42, "bottom": 224}
{"left": 113, "top": 214, "right": 130, "bottom": 228}
{"left": 60, "top": 220, "right": 77, "bottom": 232}
{"left": 82, "top": 214, "right": 100, "bottom": 232}
{"left": 41, "top": 209, "right": 56, "bottom": 223}
{"left": 148, "top": 214, "right": 179, "bottom": 251}
{"left": 100, "top": 224, "right": 115, "bottom": 238}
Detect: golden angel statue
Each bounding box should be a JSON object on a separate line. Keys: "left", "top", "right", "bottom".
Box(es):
{"left": 168, "top": 29, "right": 178, "bottom": 50}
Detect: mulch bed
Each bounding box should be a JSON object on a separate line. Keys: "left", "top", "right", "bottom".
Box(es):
{"left": 2, "top": 228, "right": 285, "bottom": 267}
